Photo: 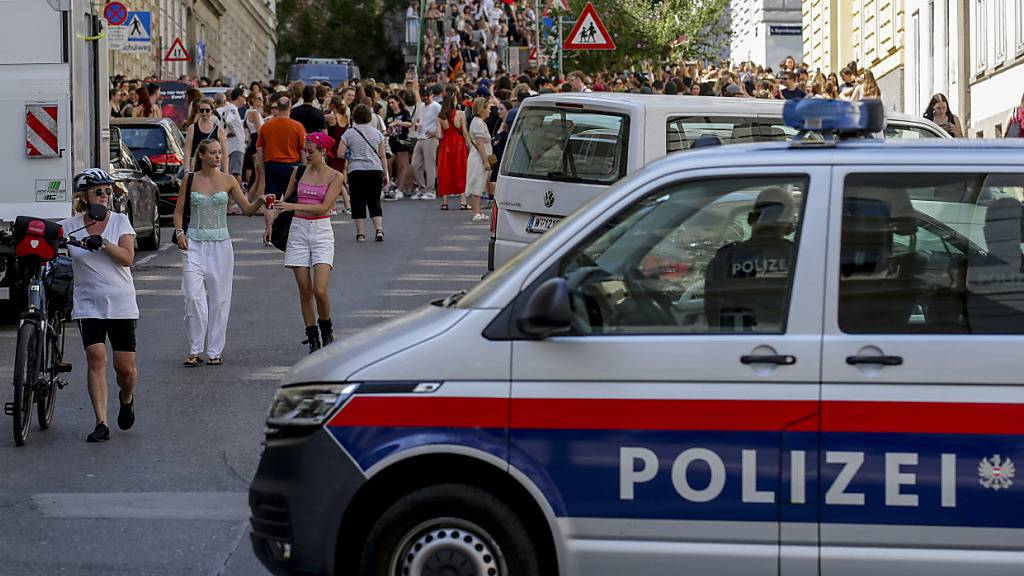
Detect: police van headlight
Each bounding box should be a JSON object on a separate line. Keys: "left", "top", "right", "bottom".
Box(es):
{"left": 266, "top": 383, "right": 359, "bottom": 429}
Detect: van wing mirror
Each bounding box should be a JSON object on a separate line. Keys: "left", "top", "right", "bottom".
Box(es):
{"left": 517, "top": 277, "right": 572, "bottom": 338}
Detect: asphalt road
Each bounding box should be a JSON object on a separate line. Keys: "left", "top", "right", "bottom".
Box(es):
{"left": 0, "top": 199, "right": 491, "bottom": 575}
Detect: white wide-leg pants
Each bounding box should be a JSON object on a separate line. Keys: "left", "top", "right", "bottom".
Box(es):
{"left": 182, "top": 239, "right": 234, "bottom": 357}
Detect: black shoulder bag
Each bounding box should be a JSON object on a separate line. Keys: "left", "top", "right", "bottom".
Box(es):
{"left": 270, "top": 166, "right": 305, "bottom": 251}
{"left": 170, "top": 173, "right": 194, "bottom": 245}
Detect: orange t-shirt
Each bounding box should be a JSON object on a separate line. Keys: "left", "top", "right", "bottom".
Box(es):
{"left": 256, "top": 117, "right": 306, "bottom": 163}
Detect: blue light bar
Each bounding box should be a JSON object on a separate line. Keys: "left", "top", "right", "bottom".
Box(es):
{"left": 783, "top": 99, "right": 883, "bottom": 134}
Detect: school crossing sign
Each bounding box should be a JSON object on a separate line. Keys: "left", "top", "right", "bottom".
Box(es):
{"left": 563, "top": 2, "right": 615, "bottom": 51}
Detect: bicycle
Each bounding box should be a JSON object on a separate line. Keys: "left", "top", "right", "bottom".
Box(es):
{"left": 1, "top": 216, "right": 97, "bottom": 446}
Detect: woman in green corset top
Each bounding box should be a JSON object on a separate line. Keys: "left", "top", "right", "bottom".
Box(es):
{"left": 172, "top": 139, "right": 267, "bottom": 367}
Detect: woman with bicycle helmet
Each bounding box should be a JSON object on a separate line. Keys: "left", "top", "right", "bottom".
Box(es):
{"left": 59, "top": 168, "right": 140, "bottom": 443}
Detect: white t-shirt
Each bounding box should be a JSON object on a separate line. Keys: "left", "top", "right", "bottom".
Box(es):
{"left": 58, "top": 213, "right": 138, "bottom": 320}
{"left": 418, "top": 101, "right": 442, "bottom": 140}
{"left": 220, "top": 102, "right": 246, "bottom": 155}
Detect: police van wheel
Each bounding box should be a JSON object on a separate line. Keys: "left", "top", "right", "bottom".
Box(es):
{"left": 361, "top": 483, "right": 541, "bottom": 576}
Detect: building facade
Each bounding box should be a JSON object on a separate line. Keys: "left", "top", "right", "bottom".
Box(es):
{"left": 802, "top": 0, "right": 906, "bottom": 111}
{"left": 730, "top": 0, "right": 805, "bottom": 69}
{"left": 902, "top": 1, "right": 967, "bottom": 121}
{"left": 107, "top": 0, "right": 275, "bottom": 83}
{"left": 967, "top": 0, "right": 1024, "bottom": 137}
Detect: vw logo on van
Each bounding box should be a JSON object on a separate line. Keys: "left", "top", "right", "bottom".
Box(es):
{"left": 543, "top": 190, "right": 555, "bottom": 208}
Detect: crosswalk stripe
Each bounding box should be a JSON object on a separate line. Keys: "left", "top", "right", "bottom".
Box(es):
{"left": 421, "top": 246, "right": 477, "bottom": 252}
{"left": 383, "top": 289, "right": 456, "bottom": 296}
{"left": 397, "top": 273, "right": 481, "bottom": 282}
{"left": 347, "top": 309, "right": 407, "bottom": 318}
{"left": 410, "top": 259, "right": 487, "bottom": 267}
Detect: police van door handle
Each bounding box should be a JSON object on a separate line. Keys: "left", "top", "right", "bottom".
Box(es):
{"left": 846, "top": 355, "right": 903, "bottom": 366}
{"left": 741, "top": 354, "right": 796, "bottom": 366}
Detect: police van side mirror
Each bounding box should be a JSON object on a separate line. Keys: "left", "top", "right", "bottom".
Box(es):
{"left": 518, "top": 277, "right": 572, "bottom": 338}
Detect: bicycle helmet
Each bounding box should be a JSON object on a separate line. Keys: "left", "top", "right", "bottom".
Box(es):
{"left": 73, "top": 168, "right": 114, "bottom": 191}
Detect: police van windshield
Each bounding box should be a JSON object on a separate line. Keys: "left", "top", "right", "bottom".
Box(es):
{"left": 502, "top": 107, "right": 628, "bottom": 185}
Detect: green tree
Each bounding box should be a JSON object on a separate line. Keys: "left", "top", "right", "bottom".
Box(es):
{"left": 561, "top": 0, "right": 730, "bottom": 73}
{"left": 275, "top": 0, "right": 406, "bottom": 81}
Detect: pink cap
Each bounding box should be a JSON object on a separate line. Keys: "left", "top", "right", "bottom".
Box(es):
{"left": 305, "top": 132, "right": 336, "bottom": 159}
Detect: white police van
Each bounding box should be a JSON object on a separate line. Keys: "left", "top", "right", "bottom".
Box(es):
{"left": 250, "top": 100, "right": 1024, "bottom": 576}
{"left": 489, "top": 93, "right": 951, "bottom": 271}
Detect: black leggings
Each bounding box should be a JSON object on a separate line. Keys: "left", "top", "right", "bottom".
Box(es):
{"left": 349, "top": 170, "right": 383, "bottom": 219}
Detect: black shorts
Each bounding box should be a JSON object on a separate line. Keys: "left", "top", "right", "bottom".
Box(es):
{"left": 349, "top": 170, "right": 383, "bottom": 219}
{"left": 78, "top": 319, "right": 137, "bottom": 352}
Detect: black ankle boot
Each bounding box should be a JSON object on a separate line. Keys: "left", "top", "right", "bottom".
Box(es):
{"left": 302, "top": 325, "right": 321, "bottom": 354}
{"left": 318, "top": 318, "right": 334, "bottom": 346}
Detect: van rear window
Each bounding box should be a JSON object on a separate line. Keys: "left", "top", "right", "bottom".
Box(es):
{"left": 502, "top": 107, "right": 628, "bottom": 185}
{"left": 118, "top": 127, "right": 169, "bottom": 154}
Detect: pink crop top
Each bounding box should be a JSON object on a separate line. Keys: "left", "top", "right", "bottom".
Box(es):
{"left": 295, "top": 181, "right": 329, "bottom": 220}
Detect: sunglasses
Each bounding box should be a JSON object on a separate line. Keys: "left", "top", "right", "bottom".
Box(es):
{"left": 199, "top": 108, "right": 212, "bottom": 113}
{"left": 91, "top": 188, "right": 112, "bottom": 197}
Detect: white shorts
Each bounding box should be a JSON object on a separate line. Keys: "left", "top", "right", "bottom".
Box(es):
{"left": 285, "top": 217, "right": 335, "bottom": 269}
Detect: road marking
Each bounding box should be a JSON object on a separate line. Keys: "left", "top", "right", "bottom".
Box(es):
{"left": 421, "top": 246, "right": 477, "bottom": 252}
{"left": 32, "top": 492, "right": 248, "bottom": 521}
{"left": 132, "top": 243, "right": 172, "bottom": 267}
{"left": 245, "top": 366, "right": 292, "bottom": 381}
{"left": 347, "top": 309, "right": 408, "bottom": 318}
{"left": 135, "top": 289, "right": 181, "bottom": 296}
{"left": 231, "top": 249, "right": 281, "bottom": 256}
{"left": 383, "top": 289, "right": 456, "bottom": 296}
{"left": 234, "top": 259, "right": 283, "bottom": 267}
{"left": 133, "top": 274, "right": 258, "bottom": 281}
{"left": 397, "top": 273, "right": 481, "bottom": 282}
{"left": 410, "top": 259, "right": 487, "bottom": 267}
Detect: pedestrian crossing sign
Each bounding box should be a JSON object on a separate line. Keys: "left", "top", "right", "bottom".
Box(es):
{"left": 119, "top": 11, "right": 152, "bottom": 54}
{"left": 563, "top": 2, "right": 615, "bottom": 51}
{"left": 125, "top": 11, "right": 151, "bottom": 42}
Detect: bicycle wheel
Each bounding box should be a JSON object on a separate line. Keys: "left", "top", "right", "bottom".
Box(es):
{"left": 12, "top": 322, "right": 39, "bottom": 446}
{"left": 37, "top": 316, "right": 61, "bottom": 430}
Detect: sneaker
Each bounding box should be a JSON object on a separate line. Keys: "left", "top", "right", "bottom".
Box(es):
{"left": 394, "top": 191, "right": 405, "bottom": 200}
{"left": 472, "top": 213, "right": 490, "bottom": 222}
{"left": 383, "top": 191, "right": 399, "bottom": 202}
{"left": 344, "top": 208, "right": 352, "bottom": 215}
{"left": 87, "top": 423, "right": 110, "bottom": 443}
{"left": 117, "top": 395, "right": 135, "bottom": 431}
{"left": 421, "top": 191, "right": 437, "bottom": 200}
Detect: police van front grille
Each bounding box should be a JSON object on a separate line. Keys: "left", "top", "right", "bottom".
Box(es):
{"left": 250, "top": 493, "right": 292, "bottom": 542}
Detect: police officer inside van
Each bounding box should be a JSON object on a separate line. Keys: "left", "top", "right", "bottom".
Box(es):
{"left": 704, "top": 187, "right": 795, "bottom": 332}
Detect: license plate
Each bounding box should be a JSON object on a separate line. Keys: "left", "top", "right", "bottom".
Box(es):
{"left": 0, "top": 287, "right": 8, "bottom": 300}
{"left": 527, "top": 214, "right": 561, "bottom": 234}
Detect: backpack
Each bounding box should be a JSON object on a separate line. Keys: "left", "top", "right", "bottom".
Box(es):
{"left": 1007, "top": 107, "right": 1023, "bottom": 138}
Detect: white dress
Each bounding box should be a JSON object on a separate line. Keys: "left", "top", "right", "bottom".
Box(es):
{"left": 464, "top": 116, "right": 493, "bottom": 197}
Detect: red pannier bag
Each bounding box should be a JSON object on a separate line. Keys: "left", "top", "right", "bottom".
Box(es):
{"left": 13, "top": 216, "right": 62, "bottom": 262}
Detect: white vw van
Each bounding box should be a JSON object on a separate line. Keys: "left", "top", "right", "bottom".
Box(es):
{"left": 489, "top": 93, "right": 950, "bottom": 270}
